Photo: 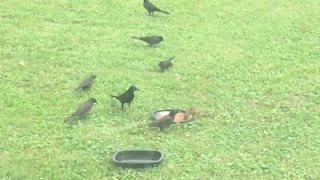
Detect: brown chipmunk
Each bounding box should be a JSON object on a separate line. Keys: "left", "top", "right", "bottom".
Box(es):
{"left": 185, "top": 107, "right": 201, "bottom": 121}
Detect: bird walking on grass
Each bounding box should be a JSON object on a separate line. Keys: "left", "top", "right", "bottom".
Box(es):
{"left": 64, "top": 98, "right": 98, "bottom": 124}
{"left": 111, "top": 85, "right": 140, "bottom": 110}
{"left": 148, "top": 110, "right": 178, "bottom": 132}
{"left": 74, "top": 75, "right": 97, "bottom": 91}
{"left": 131, "top": 36, "right": 163, "bottom": 46}
{"left": 143, "top": 0, "right": 170, "bottom": 16}
{"left": 159, "top": 56, "right": 175, "bottom": 72}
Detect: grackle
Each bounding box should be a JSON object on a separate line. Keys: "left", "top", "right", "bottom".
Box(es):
{"left": 111, "top": 85, "right": 139, "bottom": 110}
{"left": 159, "top": 56, "right": 175, "bottom": 72}
{"left": 148, "top": 110, "right": 178, "bottom": 131}
{"left": 64, "top": 98, "right": 98, "bottom": 124}
{"left": 143, "top": 0, "right": 170, "bottom": 16}
{"left": 131, "top": 36, "right": 163, "bottom": 46}
{"left": 74, "top": 75, "right": 97, "bottom": 91}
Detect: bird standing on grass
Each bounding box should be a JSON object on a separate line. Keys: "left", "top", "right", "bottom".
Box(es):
{"left": 143, "top": 0, "right": 170, "bottom": 16}
{"left": 64, "top": 98, "right": 98, "bottom": 124}
{"left": 148, "top": 110, "right": 178, "bottom": 132}
{"left": 111, "top": 85, "right": 140, "bottom": 110}
{"left": 74, "top": 75, "right": 97, "bottom": 91}
{"left": 131, "top": 36, "right": 163, "bottom": 46}
{"left": 159, "top": 56, "right": 175, "bottom": 72}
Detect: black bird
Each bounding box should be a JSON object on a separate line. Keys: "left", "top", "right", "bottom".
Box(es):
{"left": 64, "top": 98, "right": 98, "bottom": 124}
{"left": 111, "top": 85, "right": 140, "bottom": 110}
{"left": 159, "top": 56, "right": 175, "bottom": 72}
{"left": 131, "top": 36, "right": 163, "bottom": 46}
{"left": 74, "top": 75, "right": 97, "bottom": 91}
{"left": 143, "top": 0, "right": 170, "bottom": 16}
{"left": 148, "top": 110, "right": 178, "bottom": 131}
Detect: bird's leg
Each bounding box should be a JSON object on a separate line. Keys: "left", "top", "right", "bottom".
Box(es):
{"left": 159, "top": 125, "right": 165, "bottom": 132}
{"left": 82, "top": 115, "right": 88, "bottom": 124}
{"left": 160, "top": 129, "right": 167, "bottom": 134}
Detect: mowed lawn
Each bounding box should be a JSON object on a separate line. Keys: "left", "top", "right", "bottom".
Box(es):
{"left": 1, "top": 0, "right": 320, "bottom": 179}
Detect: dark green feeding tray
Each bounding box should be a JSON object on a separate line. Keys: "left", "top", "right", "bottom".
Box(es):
{"left": 112, "top": 150, "right": 164, "bottom": 168}
{"left": 152, "top": 109, "right": 192, "bottom": 123}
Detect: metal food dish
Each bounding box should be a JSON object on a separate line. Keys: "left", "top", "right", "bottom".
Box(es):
{"left": 112, "top": 150, "right": 164, "bottom": 168}
{"left": 152, "top": 109, "right": 193, "bottom": 123}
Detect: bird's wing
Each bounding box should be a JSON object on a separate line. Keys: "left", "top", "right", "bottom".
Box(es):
{"left": 120, "top": 92, "right": 134, "bottom": 102}
{"left": 74, "top": 78, "right": 92, "bottom": 91}
{"left": 74, "top": 102, "right": 92, "bottom": 116}
{"left": 80, "top": 78, "right": 93, "bottom": 87}
{"left": 146, "top": 2, "right": 161, "bottom": 11}
{"left": 139, "top": 36, "right": 149, "bottom": 42}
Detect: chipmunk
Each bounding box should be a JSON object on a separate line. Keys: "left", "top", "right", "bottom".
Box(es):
{"left": 185, "top": 107, "right": 201, "bottom": 121}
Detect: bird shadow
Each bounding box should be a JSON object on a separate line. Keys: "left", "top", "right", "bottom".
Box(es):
{"left": 145, "top": 14, "right": 167, "bottom": 19}
{"left": 109, "top": 104, "right": 132, "bottom": 114}
{"left": 128, "top": 41, "right": 161, "bottom": 48}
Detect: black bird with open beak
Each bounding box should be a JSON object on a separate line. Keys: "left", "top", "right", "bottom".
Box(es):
{"left": 143, "top": 0, "right": 170, "bottom": 16}
{"left": 74, "top": 75, "right": 97, "bottom": 91}
{"left": 64, "top": 98, "right": 98, "bottom": 124}
{"left": 111, "top": 85, "right": 140, "bottom": 110}
{"left": 148, "top": 110, "right": 178, "bottom": 132}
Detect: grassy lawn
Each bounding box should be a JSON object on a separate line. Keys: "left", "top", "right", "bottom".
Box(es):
{"left": 1, "top": 0, "right": 320, "bottom": 179}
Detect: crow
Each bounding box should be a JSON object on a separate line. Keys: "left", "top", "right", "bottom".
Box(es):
{"left": 148, "top": 110, "right": 178, "bottom": 131}
{"left": 159, "top": 56, "right": 175, "bottom": 72}
{"left": 111, "top": 85, "right": 140, "bottom": 110}
{"left": 143, "top": 0, "right": 170, "bottom": 16}
{"left": 131, "top": 36, "right": 163, "bottom": 46}
{"left": 74, "top": 75, "right": 97, "bottom": 91}
{"left": 64, "top": 98, "right": 98, "bottom": 124}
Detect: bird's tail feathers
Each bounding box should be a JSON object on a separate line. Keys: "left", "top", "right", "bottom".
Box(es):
{"left": 74, "top": 86, "right": 82, "bottom": 92}
{"left": 148, "top": 122, "right": 159, "bottom": 127}
{"left": 160, "top": 10, "right": 170, "bottom": 14}
{"left": 131, "top": 36, "right": 140, "bottom": 40}
{"left": 137, "top": 124, "right": 148, "bottom": 128}
{"left": 64, "top": 115, "right": 75, "bottom": 124}
{"left": 168, "top": 56, "right": 175, "bottom": 62}
{"left": 148, "top": 124, "right": 155, "bottom": 127}
{"left": 111, "top": 95, "right": 119, "bottom": 99}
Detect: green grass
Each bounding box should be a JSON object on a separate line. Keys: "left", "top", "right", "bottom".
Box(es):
{"left": 1, "top": 0, "right": 320, "bottom": 179}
